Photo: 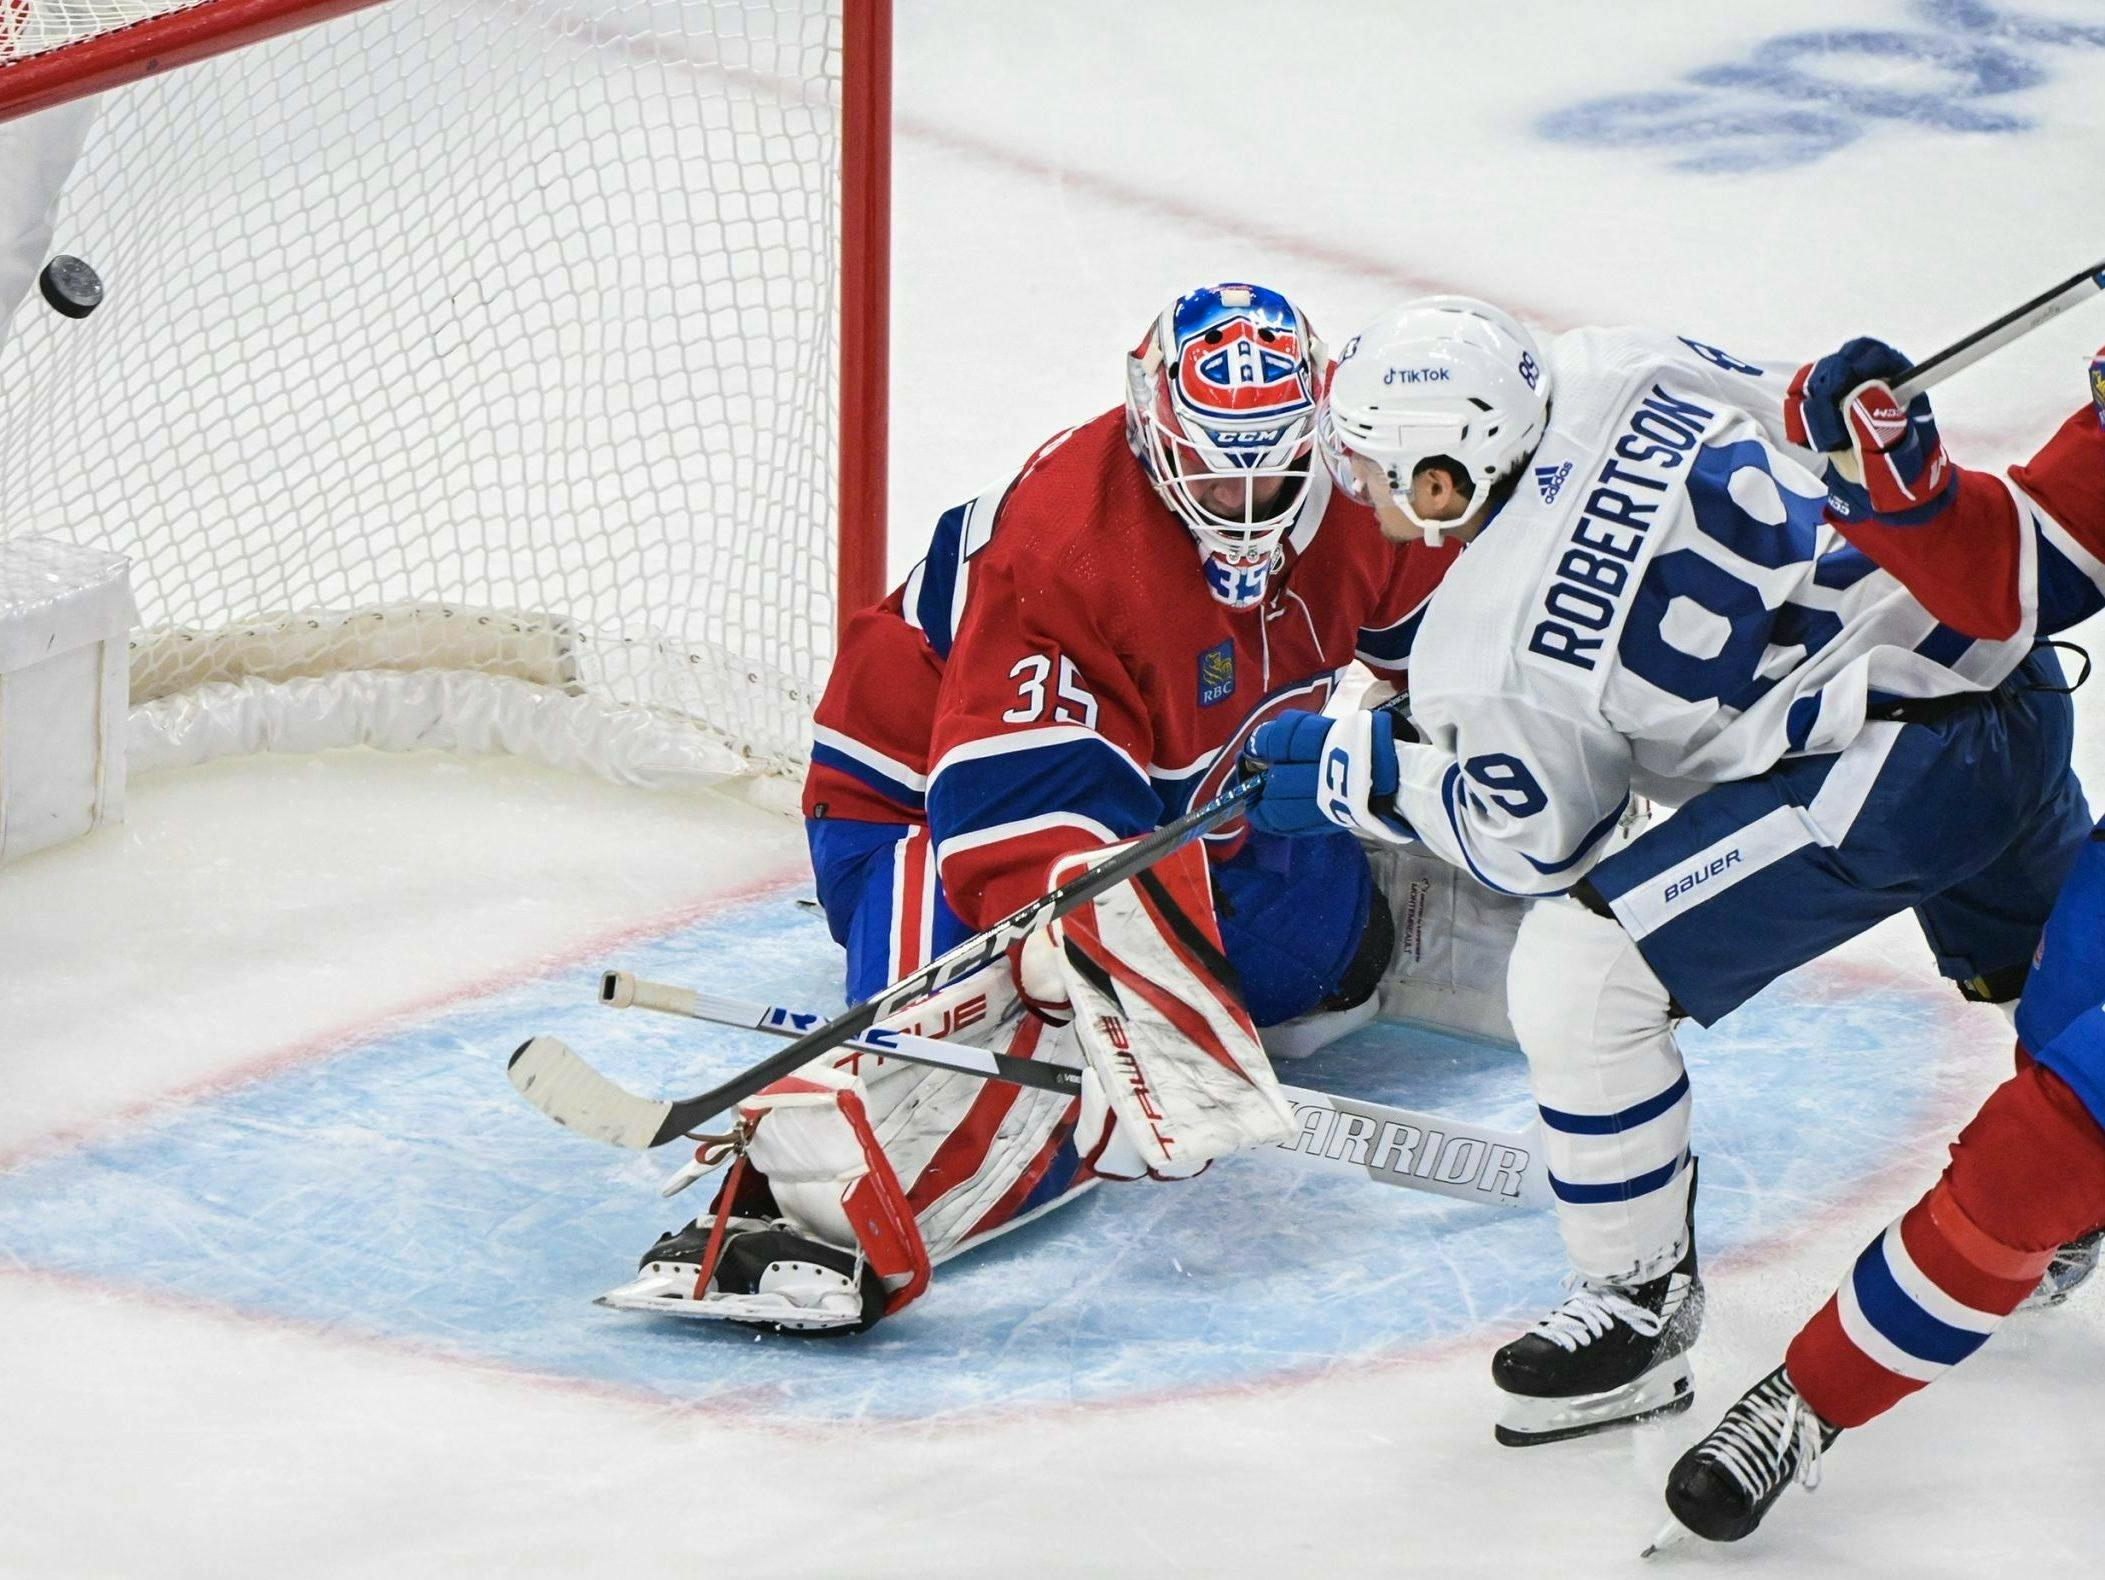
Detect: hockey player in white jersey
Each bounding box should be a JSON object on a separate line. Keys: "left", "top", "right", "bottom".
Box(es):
{"left": 1244, "top": 298, "right": 2093, "bottom": 1446}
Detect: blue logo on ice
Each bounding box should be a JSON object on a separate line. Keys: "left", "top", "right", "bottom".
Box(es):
{"left": 1539, "top": 1, "right": 2105, "bottom": 174}
{"left": 1198, "top": 639, "right": 1237, "bottom": 707}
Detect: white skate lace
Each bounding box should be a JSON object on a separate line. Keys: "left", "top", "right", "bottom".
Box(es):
{"left": 1700, "top": 1375, "right": 1826, "bottom": 1502}
{"left": 1528, "top": 1273, "right": 1666, "bottom": 1352}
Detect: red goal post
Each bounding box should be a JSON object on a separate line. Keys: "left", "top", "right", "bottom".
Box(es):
{"left": 0, "top": 0, "right": 890, "bottom": 786}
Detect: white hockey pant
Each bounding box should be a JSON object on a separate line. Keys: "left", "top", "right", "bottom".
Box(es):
{"left": 1507, "top": 897, "right": 1692, "bottom": 1282}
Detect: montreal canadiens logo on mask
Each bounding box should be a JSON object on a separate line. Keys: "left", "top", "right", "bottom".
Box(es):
{"left": 1176, "top": 319, "right": 1311, "bottom": 419}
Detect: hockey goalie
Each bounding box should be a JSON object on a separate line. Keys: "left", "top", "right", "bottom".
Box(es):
{"left": 597, "top": 282, "right": 1517, "bottom": 1333}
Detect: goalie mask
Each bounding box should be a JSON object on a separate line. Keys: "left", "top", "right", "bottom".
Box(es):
{"left": 1126, "top": 283, "right": 1325, "bottom": 609}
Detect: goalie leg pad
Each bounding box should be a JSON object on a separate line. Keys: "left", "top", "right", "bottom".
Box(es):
{"left": 1509, "top": 897, "right": 1693, "bottom": 1283}
{"left": 1050, "top": 839, "right": 1294, "bottom": 1175}
{"left": 603, "top": 1067, "right": 932, "bottom": 1332}
{"left": 854, "top": 1001, "right": 1090, "bottom": 1257}
{"left": 738, "top": 1064, "right": 932, "bottom": 1317}
{"left": 1368, "top": 841, "right": 1528, "bottom": 1044}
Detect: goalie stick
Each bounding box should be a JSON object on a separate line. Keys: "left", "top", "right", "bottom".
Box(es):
{"left": 512, "top": 972, "right": 1551, "bottom": 1210}
{"left": 507, "top": 772, "right": 1264, "bottom": 1148}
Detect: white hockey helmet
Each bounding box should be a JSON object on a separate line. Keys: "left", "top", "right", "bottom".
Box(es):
{"left": 1319, "top": 296, "right": 1550, "bottom": 544}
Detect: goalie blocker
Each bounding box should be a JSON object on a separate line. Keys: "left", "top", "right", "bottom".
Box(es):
{"left": 602, "top": 841, "right": 1300, "bottom": 1332}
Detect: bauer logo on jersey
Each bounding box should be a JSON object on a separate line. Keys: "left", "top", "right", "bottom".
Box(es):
{"left": 1198, "top": 640, "right": 1237, "bottom": 707}
{"left": 1178, "top": 319, "right": 1312, "bottom": 418}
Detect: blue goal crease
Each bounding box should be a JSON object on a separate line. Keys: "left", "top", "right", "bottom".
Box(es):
{"left": 0, "top": 891, "right": 1963, "bottom": 1423}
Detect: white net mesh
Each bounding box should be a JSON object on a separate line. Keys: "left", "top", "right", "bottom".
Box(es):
{"left": 0, "top": 0, "right": 850, "bottom": 778}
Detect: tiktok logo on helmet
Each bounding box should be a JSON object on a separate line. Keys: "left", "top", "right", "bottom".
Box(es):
{"left": 1126, "top": 283, "right": 1326, "bottom": 608}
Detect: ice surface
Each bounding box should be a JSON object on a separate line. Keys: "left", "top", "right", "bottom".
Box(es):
{"left": 7, "top": 1, "right": 2105, "bottom": 1573}
{"left": 0, "top": 890, "right": 1997, "bottom": 1425}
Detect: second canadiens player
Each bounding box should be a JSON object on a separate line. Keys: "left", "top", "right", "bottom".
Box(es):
{"left": 599, "top": 283, "right": 1466, "bottom": 1332}
{"left": 1245, "top": 298, "right": 2096, "bottom": 1445}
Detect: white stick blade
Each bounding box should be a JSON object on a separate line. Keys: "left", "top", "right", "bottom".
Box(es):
{"left": 508, "top": 1036, "right": 671, "bottom": 1150}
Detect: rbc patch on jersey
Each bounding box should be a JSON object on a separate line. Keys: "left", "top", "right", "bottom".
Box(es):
{"left": 1198, "top": 640, "right": 1237, "bottom": 707}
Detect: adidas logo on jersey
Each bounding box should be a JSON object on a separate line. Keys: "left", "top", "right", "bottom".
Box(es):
{"left": 1535, "top": 461, "right": 1573, "bottom": 504}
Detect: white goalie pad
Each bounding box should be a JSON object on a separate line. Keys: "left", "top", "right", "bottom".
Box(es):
{"left": 825, "top": 967, "right": 1083, "bottom": 1261}
{"left": 1048, "top": 840, "right": 1295, "bottom": 1175}
{"left": 1367, "top": 841, "right": 1530, "bottom": 1045}
{"left": 738, "top": 1064, "right": 932, "bottom": 1310}
{"left": 601, "top": 1062, "right": 933, "bottom": 1330}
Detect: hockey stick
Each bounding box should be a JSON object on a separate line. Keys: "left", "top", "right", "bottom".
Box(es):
{"left": 520, "top": 971, "right": 1550, "bottom": 1210}
{"left": 600, "top": 969, "right": 1080, "bottom": 1095}
{"left": 507, "top": 774, "right": 1265, "bottom": 1149}
{"left": 1891, "top": 256, "right": 2105, "bottom": 403}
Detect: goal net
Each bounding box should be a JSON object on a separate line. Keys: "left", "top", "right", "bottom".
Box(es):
{"left": 0, "top": 0, "right": 888, "bottom": 786}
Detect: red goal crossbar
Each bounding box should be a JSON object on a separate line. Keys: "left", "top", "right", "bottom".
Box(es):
{"left": 0, "top": 0, "right": 391, "bottom": 119}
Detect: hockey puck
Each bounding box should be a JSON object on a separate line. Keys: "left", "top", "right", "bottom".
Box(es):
{"left": 38, "top": 255, "right": 104, "bottom": 320}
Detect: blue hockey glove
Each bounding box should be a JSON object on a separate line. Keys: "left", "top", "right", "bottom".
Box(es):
{"left": 1245, "top": 708, "right": 1414, "bottom": 842}
{"left": 1785, "top": 337, "right": 1955, "bottom": 525}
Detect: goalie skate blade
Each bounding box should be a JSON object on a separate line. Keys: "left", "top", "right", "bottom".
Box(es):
{"left": 1493, "top": 1355, "right": 1694, "bottom": 1448}
{"left": 595, "top": 1271, "right": 864, "bottom": 1331}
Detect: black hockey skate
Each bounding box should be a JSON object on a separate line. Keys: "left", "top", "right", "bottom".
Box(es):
{"left": 1492, "top": 1236, "right": 1703, "bottom": 1447}
{"left": 597, "top": 1217, "right": 887, "bottom": 1336}
{"left": 1652, "top": 1366, "right": 1840, "bottom": 1549}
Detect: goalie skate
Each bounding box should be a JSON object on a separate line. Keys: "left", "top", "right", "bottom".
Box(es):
{"left": 597, "top": 1217, "right": 885, "bottom": 1335}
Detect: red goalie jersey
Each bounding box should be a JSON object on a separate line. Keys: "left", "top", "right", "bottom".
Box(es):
{"left": 802, "top": 407, "right": 1458, "bottom": 927}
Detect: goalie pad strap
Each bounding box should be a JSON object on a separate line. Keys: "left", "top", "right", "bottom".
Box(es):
{"left": 689, "top": 1152, "right": 751, "bottom": 1299}
{"left": 739, "top": 1067, "right": 933, "bottom": 1316}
